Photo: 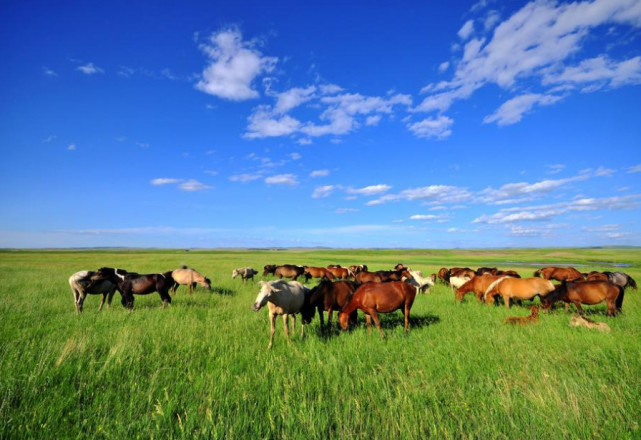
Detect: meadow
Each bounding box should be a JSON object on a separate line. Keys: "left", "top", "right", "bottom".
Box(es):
{"left": 1, "top": 248, "right": 640, "bottom": 439}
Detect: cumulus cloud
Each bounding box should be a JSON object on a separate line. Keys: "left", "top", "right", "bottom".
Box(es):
{"left": 407, "top": 115, "right": 453, "bottom": 139}
{"left": 151, "top": 178, "right": 181, "bottom": 186}
{"left": 76, "top": 62, "right": 104, "bottom": 75}
{"left": 347, "top": 184, "right": 392, "bottom": 196}
{"left": 195, "top": 28, "right": 277, "bottom": 101}
{"left": 265, "top": 174, "right": 298, "bottom": 185}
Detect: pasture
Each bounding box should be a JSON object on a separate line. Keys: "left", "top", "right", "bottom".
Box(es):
{"left": 1, "top": 248, "right": 640, "bottom": 439}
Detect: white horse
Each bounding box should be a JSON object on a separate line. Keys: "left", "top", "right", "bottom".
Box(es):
{"left": 232, "top": 267, "right": 259, "bottom": 283}
{"left": 403, "top": 268, "right": 436, "bottom": 293}
{"left": 252, "top": 280, "right": 312, "bottom": 349}
{"left": 69, "top": 270, "right": 119, "bottom": 313}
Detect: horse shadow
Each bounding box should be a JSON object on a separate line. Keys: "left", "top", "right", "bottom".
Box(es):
{"left": 211, "top": 286, "right": 234, "bottom": 296}
{"left": 312, "top": 313, "right": 440, "bottom": 338}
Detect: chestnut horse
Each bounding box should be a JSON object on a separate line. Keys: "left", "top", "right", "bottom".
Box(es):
{"left": 354, "top": 271, "right": 385, "bottom": 283}
{"left": 338, "top": 281, "right": 417, "bottom": 337}
{"left": 303, "top": 266, "right": 336, "bottom": 282}
{"left": 90, "top": 267, "right": 174, "bottom": 309}
{"left": 504, "top": 306, "right": 539, "bottom": 325}
{"left": 455, "top": 274, "right": 511, "bottom": 302}
{"left": 534, "top": 266, "right": 584, "bottom": 282}
{"left": 437, "top": 268, "right": 449, "bottom": 283}
{"left": 543, "top": 280, "right": 623, "bottom": 316}
{"left": 484, "top": 277, "right": 556, "bottom": 309}
{"left": 304, "top": 279, "right": 359, "bottom": 330}
{"left": 264, "top": 264, "right": 306, "bottom": 281}
{"left": 326, "top": 266, "right": 352, "bottom": 279}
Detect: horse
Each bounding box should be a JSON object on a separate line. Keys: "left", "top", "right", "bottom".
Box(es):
{"left": 569, "top": 314, "right": 611, "bottom": 332}
{"left": 303, "top": 279, "right": 359, "bottom": 330}
{"left": 263, "top": 264, "right": 277, "bottom": 276}
{"left": 476, "top": 267, "right": 497, "bottom": 275}
{"left": 543, "top": 280, "right": 623, "bottom": 317}
{"left": 354, "top": 271, "right": 385, "bottom": 283}
{"left": 484, "top": 277, "right": 556, "bottom": 309}
{"left": 587, "top": 271, "right": 637, "bottom": 290}
{"left": 90, "top": 267, "right": 174, "bottom": 309}
{"left": 69, "top": 270, "right": 120, "bottom": 313}
{"left": 232, "top": 267, "right": 259, "bottom": 283}
{"left": 252, "top": 280, "right": 313, "bottom": 349}
{"left": 170, "top": 266, "right": 211, "bottom": 294}
{"left": 326, "top": 266, "right": 352, "bottom": 279}
{"left": 437, "top": 268, "right": 449, "bottom": 283}
{"left": 534, "top": 266, "right": 584, "bottom": 282}
{"left": 303, "top": 266, "right": 335, "bottom": 282}
{"left": 402, "top": 269, "right": 435, "bottom": 293}
{"left": 267, "top": 264, "right": 306, "bottom": 281}
{"left": 504, "top": 306, "right": 539, "bottom": 325}
{"left": 455, "top": 274, "right": 512, "bottom": 303}
{"left": 338, "top": 281, "right": 417, "bottom": 338}
{"left": 394, "top": 263, "right": 407, "bottom": 270}
{"left": 348, "top": 264, "right": 368, "bottom": 274}
{"left": 494, "top": 269, "right": 521, "bottom": 278}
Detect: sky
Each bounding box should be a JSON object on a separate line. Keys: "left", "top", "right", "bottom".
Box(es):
{"left": 1, "top": 0, "right": 641, "bottom": 249}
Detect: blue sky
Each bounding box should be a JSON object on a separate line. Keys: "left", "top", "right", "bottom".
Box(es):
{"left": 1, "top": 0, "right": 641, "bottom": 248}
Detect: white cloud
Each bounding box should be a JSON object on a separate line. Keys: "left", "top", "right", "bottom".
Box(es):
{"left": 310, "top": 169, "right": 329, "bottom": 178}
{"left": 178, "top": 179, "right": 211, "bottom": 191}
{"left": 458, "top": 19, "right": 475, "bottom": 40}
{"left": 546, "top": 164, "right": 566, "bottom": 174}
{"left": 478, "top": 174, "right": 587, "bottom": 204}
{"left": 628, "top": 164, "right": 641, "bottom": 173}
{"left": 438, "top": 61, "right": 450, "bottom": 73}
{"left": 365, "top": 115, "right": 382, "bottom": 126}
{"left": 76, "top": 62, "right": 104, "bottom": 75}
{"left": 151, "top": 178, "right": 181, "bottom": 186}
{"left": 43, "top": 135, "right": 57, "bottom": 143}
{"left": 195, "top": 28, "right": 277, "bottom": 101}
{"left": 336, "top": 208, "right": 359, "bottom": 214}
{"left": 265, "top": 174, "right": 298, "bottom": 185}
{"left": 229, "top": 173, "right": 262, "bottom": 183}
{"left": 204, "top": 170, "right": 219, "bottom": 176}
{"left": 483, "top": 93, "right": 562, "bottom": 126}
{"left": 544, "top": 55, "right": 641, "bottom": 89}
{"left": 273, "top": 86, "right": 316, "bottom": 113}
{"left": 347, "top": 184, "right": 392, "bottom": 196}
{"left": 407, "top": 115, "right": 453, "bottom": 139}
{"left": 409, "top": 214, "right": 447, "bottom": 222}
{"left": 43, "top": 67, "right": 57, "bottom": 77}
{"left": 66, "top": 144, "right": 76, "bottom": 151}
{"left": 312, "top": 185, "right": 336, "bottom": 198}
{"left": 368, "top": 185, "right": 472, "bottom": 206}
{"left": 244, "top": 106, "right": 301, "bottom": 138}
{"left": 289, "top": 152, "right": 302, "bottom": 160}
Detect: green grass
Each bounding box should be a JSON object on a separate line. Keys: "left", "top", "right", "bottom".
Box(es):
{"left": 1, "top": 248, "right": 640, "bottom": 439}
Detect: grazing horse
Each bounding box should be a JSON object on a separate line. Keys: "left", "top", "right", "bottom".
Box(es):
{"left": 69, "top": 270, "right": 120, "bottom": 313}
{"left": 587, "top": 271, "right": 637, "bottom": 290}
{"left": 348, "top": 264, "right": 368, "bottom": 274}
{"left": 504, "top": 306, "right": 539, "bottom": 325}
{"left": 303, "top": 266, "right": 336, "bottom": 282}
{"left": 263, "top": 264, "right": 277, "bottom": 276}
{"left": 402, "top": 269, "right": 435, "bottom": 294}
{"left": 494, "top": 269, "right": 522, "bottom": 278}
{"left": 171, "top": 266, "right": 211, "bottom": 294}
{"left": 252, "top": 280, "right": 312, "bottom": 349}
{"left": 543, "top": 280, "right": 623, "bottom": 316}
{"left": 455, "top": 274, "right": 512, "bottom": 303}
{"left": 437, "top": 268, "right": 449, "bottom": 283}
{"left": 484, "top": 277, "right": 556, "bottom": 309}
{"left": 476, "top": 267, "right": 497, "bottom": 275}
{"left": 326, "top": 266, "right": 352, "bottom": 279}
{"left": 266, "top": 264, "right": 306, "bottom": 281}
{"left": 534, "top": 266, "right": 584, "bottom": 282}
{"left": 338, "top": 281, "right": 417, "bottom": 337}
{"left": 394, "top": 263, "right": 407, "bottom": 270}
{"left": 303, "top": 279, "right": 359, "bottom": 330}
{"left": 232, "top": 267, "right": 259, "bottom": 283}
{"left": 90, "top": 267, "right": 174, "bottom": 309}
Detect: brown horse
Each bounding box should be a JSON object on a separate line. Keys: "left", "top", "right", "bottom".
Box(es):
{"left": 494, "top": 269, "right": 521, "bottom": 278}
{"left": 394, "top": 263, "right": 407, "bottom": 270}
{"left": 476, "top": 267, "right": 497, "bottom": 275}
{"left": 587, "top": 271, "right": 637, "bottom": 290}
{"left": 455, "top": 274, "right": 511, "bottom": 302}
{"left": 264, "top": 264, "right": 305, "bottom": 281}
{"left": 90, "top": 267, "right": 174, "bottom": 309}
{"left": 504, "top": 306, "right": 539, "bottom": 325}
{"left": 534, "top": 266, "right": 584, "bottom": 282}
{"left": 304, "top": 279, "right": 359, "bottom": 330}
{"left": 543, "top": 280, "right": 623, "bottom": 316}
{"left": 303, "top": 266, "right": 336, "bottom": 282}
{"left": 354, "top": 271, "right": 385, "bottom": 283}
{"left": 485, "top": 277, "right": 556, "bottom": 309}
{"left": 338, "top": 281, "right": 417, "bottom": 337}
{"left": 348, "top": 264, "right": 368, "bottom": 274}
{"left": 326, "top": 266, "right": 352, "bottom": 279}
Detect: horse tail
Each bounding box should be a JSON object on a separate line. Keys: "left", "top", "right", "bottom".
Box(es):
{"left": 484, "top": 277, "right": 508, "bottom": 300}
{"left": 615, "top": 285, "right": 625, "bottom": 312}
{"left": 533, "top": 269, "right": 541, "bottom": 278}
{"left": 627, "top": 274, "right": 637, "bottom": 290}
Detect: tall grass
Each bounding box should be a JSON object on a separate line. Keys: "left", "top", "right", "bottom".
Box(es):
{"left": 1, "top": 249, "right": 640, "bottom": 439}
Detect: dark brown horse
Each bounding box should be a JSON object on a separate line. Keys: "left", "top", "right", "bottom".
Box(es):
{"left": 304, "top": 266, "right": 336, "bottom": 282}
{"left": 394, "top": 263, "right": 407, "bottom": 270}
{"left": 534, "top": 266, "right": 584, "bottom": 282}
{"left": 476, "top": 267, "right": 497, "bottom": 275}
{"left": 90, "top": 267, "right": 174, "bottom": 309}
{"left": 543, "top": 280, "right": 623, "bottom": 316}
{"left": 338, "top": 281, "right": 417, "bottom": 337}
{"left": 264, "top": 264, "right": 306, "bottom": 281}
{"left": 304, "top": 279, "right": 359, "bottom": 330}
{"left": 494, "top": 269, "right": 521, "bottom": 278}
{"left": 437, "top": 267, "right": 449, "bottom": 283}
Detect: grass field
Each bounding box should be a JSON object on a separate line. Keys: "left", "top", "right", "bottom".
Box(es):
{"left": 1, "top": 248, "right": 640, "bottom": 439}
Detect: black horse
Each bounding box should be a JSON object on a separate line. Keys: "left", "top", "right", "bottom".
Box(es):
{"left": 90, "top": 267, "right": 175, "bottom": 309}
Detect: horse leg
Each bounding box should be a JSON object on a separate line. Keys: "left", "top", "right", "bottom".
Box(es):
{"left": 615, "top": 288, "right": 625, "bottom": 313}
{"left": 290, "top": 314, "right": 296, "bottom": 333}
{"left": 268, "top": 312, "right": 277, "bottom": 349}
{"left": 283, "top": 314, "right": 291, "bottom": 345}
{"left": 318, "top": 308, "right": 325, "bottom": 331}
{"left": 77, "top": 291, "right": 86, "bottom": 314}
{"left": 404, "top": 302, "right": 411, "bottom": 332}
{"left": 98, "top": 292, "right": 107, "bottom": 311}
{"left": 504, "top": 295, "right": 511, "bottom": 309}
{"left": 573, "top": 302, "right": 584, "bottom": 315}
{"left": 369, "top": 310, "right": 384, "bottom": 338}
{"left": 365, "top": 314, "right": 372, "bottom": 334}
{"left": 72, "top": 288, "right": 82, "bottom": 314}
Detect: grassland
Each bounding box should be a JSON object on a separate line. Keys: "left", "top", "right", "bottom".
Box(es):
{"left": 1, "top": 248, "right": 640, "bottom": 439}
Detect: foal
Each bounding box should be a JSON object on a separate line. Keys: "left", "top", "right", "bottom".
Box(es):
{"left": 503, "top": 306, "right": 539, "bottom": 325}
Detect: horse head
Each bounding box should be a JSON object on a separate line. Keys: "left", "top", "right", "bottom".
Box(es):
{"left": 253, "top": 281, "right": 273, "bottom": 311}
{"left": 203, "top": 278, "right": 212, "bottom": 289}
{"left": 299, "top": 291, "right": 316, "bottom": 324}
{"left": 232, "top": 269, "right": 239, "bottom": 279}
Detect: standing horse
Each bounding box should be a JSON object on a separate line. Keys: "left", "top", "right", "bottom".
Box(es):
{"left": 303, "top": 266, "right": 336, "bottom": 282}
{"left": 455, "top": 274, "right": 511, "bottom": 303}
{"left": 264, "top": 264, "right": 306, "bottom": 281}
{"left": 402, "top": 269, "right": 435, "bottom": 294}
{"left": 171, "top": 266, "right": 211, "bottom": 294}
{"left": 90, "top": 267, "right": 174, "bottom": 309}
{"left": 543, "top": 280, "right": 623, "bottom": 316}
{"left": 484, "top": 277, "right": 556, "bottom": 309}
{"left": 69, "top": 270, "right": 120, "bottom": 313}
{"left": 252, "top": 280, "right": 313, "bottom": 349}
{"left": 232, "top": 267, "right": 259, "bottom": 283}
{"left": 534, "top": 266, "right": 584, "bottom": 282}
{"left": 326, "top": 266, "right": 352, "bottom": 280}
{"left": 354, "top": 271, "right": 385, "bottom": 283}
{"left": 303, "top": 279, "right": 359, "bottom": 330}
{"left": 338, "top": 281, "right": 417, "bottom": 337}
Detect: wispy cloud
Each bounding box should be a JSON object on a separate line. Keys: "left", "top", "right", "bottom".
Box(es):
{"left": 76, "top": 62, "right": 104, "bottom": 75}
{"left": 265, "top": 174, "right": 298, "bottom": 185}
{"left": 151, "top": 178, "right": 181, "bottom": 186}
{"left": 229, "top": 173, "right": 263, "bottom": 183}
{"left": 178, "top": 179, "right": 211, "bottom": 191}
{"left": 66, "top": 144, "right": 76, "bottom": 151}
{"left": 346, "top": 184, "right": 392, "bottom": 196}
{"left": 312, "top": 185, "right": 336, "bottom": 198}
{"left": 310, "top": 169, "right": 329, "bottom": 178}
{"left": 42, "top": 67, "right": 57, "bottom": 77}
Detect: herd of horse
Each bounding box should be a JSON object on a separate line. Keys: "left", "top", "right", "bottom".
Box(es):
{"left": 69, "top": 261, "right": 636, "bottom": 348}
